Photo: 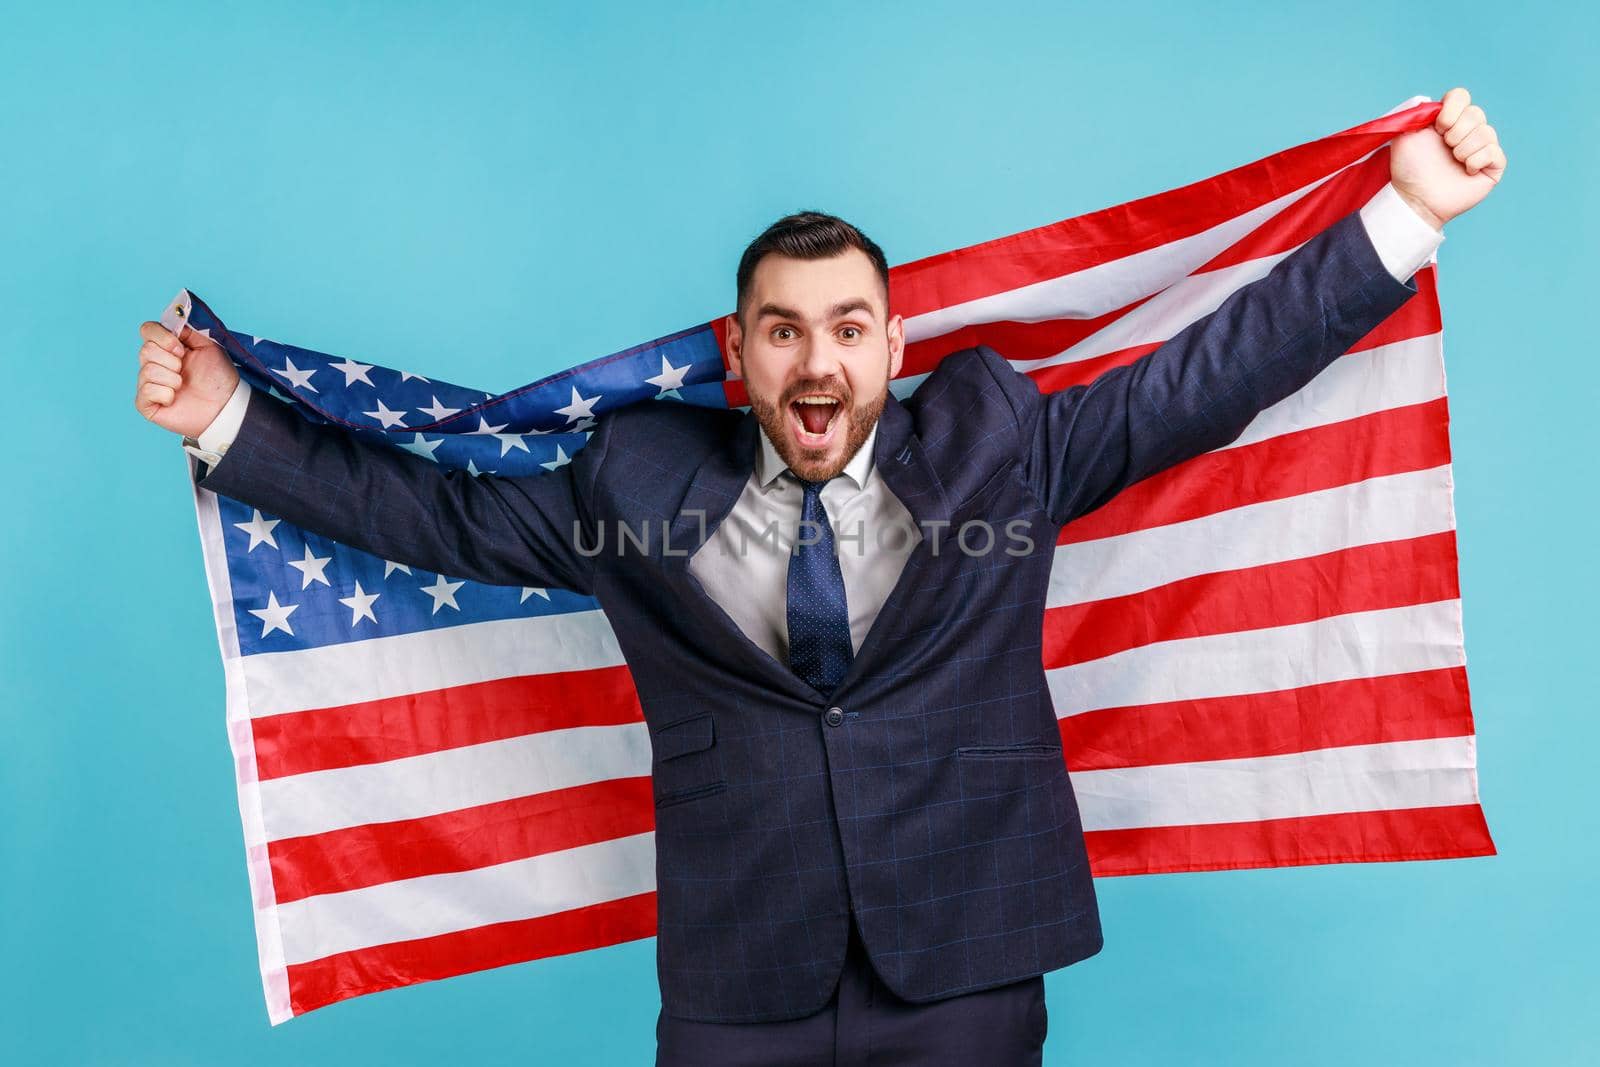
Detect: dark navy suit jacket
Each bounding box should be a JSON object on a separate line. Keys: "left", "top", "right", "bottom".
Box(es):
{"left": 195, "top": 209, "right": 1419, "bottom": 1023}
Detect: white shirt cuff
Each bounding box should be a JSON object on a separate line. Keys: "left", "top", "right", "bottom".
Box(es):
{"left": 1358, "top": 181, "right": 1444, "bottom": 283}
{"left": 182, "top": 377, "right": 252, "bottom": 466}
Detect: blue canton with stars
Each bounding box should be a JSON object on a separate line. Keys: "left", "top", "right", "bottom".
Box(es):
{"left": 174, "top": 290, "right": 730, "bottom": 656}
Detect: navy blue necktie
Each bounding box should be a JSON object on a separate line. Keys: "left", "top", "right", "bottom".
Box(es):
{"left": 786, "top": 476, "right": 853, "bottom": 692}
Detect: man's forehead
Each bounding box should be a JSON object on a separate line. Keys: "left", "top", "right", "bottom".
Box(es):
{"left": 749, "top": 250, "right": 885, "bottom": 321}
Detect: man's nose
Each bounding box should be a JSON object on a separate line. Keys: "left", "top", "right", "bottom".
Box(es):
{"left": 796, "top": 336, "right": 842, "bottom": 380}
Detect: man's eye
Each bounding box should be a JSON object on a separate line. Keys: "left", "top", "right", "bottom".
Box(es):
{"left": 773, "top": 327, "right": 795, "bottom": 341}
{"left": 840, "top": 326, "right": 861, "bottom": 341}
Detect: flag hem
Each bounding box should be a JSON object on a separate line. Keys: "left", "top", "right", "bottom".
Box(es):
{"left": 188, "top": 456, "right": 296, "bottom": 1025}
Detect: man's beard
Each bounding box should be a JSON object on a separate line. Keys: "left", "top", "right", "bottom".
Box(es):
{"left": 748, "top": 372, "right": 888, "bottom": 482}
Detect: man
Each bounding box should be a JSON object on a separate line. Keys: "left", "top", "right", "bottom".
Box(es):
{"left": 136, "top": 89, "right": 1502, "bottom": 1065}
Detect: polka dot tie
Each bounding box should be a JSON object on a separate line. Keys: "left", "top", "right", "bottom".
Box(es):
{"left": 786, "top": 476, "right": 853, "bottom": 693}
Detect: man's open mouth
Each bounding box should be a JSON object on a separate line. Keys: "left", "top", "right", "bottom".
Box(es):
{"left": 788, "top": 395, "right": 844, "bottom": 446}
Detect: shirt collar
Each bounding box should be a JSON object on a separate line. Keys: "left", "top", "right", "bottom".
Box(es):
{"left": 755, "top": 420, "right": 878, "bottom": 491}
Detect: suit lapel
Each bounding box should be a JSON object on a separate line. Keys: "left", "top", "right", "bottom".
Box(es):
{"left": 864, "top": 393, "right": 952, "bottom": 533}
{"left": 824, "top": 393, "right": 952, "bottom": 695}
{"left": 665, "top": 409, "right": 760, "bottom": 558}
{"left": 660, "top": 410, "right": 822, "bottom": 701}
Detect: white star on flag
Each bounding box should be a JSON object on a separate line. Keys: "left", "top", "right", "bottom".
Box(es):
{"left": 520, "top": 587, "right": 550, "bottom": 603}
{"left": 331, "top": 358, "right": 376, "bottom": 387}
{"left": 248, "top": 591, "right": 298, "bottom": 637}
{"left": 470, "top": 416, "right": 509, "bottom": 435}
{"left": 494, "top": 433, "right": 531, "bottom": 457}
{"left": 420, "top": 574, "right": 464, "bottom": 614}
{"left": 234, "top": 509, "right": 281, "bottom": 551}
{"left": 287, "top": 544, "right": 333, "bottom": 588}
{"left": 399, "top": 370, "right": 430, "bottom": 383}
{"left": 338, "top": 581, "right": 381, "bottom": 626}
{"left": 383, "top": 559, "right": 412, "bottom": 578}
{"left": 554, "top": 386, "right": 601, "bottom": 424}
{"left": 645, "top": 355, "right": 691, "bottom": 399}
{"left": 419, "top": 396, "right": 461, "bottom": 421}
{"left": 465, "top": 459, "right": 496, "bottom": 477}
{"left": 541, "top": 445, "right": 573, "bottom": 471}
{"left": 400, "top": 434, "right": 443, "bottom": 461}
{"left": 363, "top": 399, "right": 408, "bottom": 429}
{"left": 275, "top": 357, "right": 319, "bottom": 392}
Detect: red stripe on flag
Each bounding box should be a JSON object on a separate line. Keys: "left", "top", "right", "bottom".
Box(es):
{"left": 253, "top": 665, "right": 644, "bottom": 781}
{"left": 954, "top": 270, "right": 1439, "bottom": 400}
{"left": 1045, "top": 531, "right": 1462, "bottom": 669}
{"left": 1195, "top": 150, "right": 1390, "bottom": 272}
{"left": 899, "top": 300, "right": 1155, "bottom": 379}
{"left": 1059, "top": 666, "right": 1476, "bottom": 772}
{"left": 270, "top": 777, "right": 656, "bottom": 904}
{"left": 1084, "top": 802, "right": 1495, "bottom": 877}
{"left": 286, "top": 891, "right": 659, "bottom": 1017}
{"left": 1001, "top": 285, "right": 1438, "bottom": 404}
{"left": 900, "top": 155, "right": 1409, "bottom": 381}
{"left": 1026, "top": 341, "right": 1161, "bottom": 396}
{"left": 1058, "top": 396, "right": 1453, "bottom": 545}
{"left": 888, "top": 102, "right": 1439, "bottom": 317}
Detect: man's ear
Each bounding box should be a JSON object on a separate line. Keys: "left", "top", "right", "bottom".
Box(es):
{"left": 723, "top": 313, "right": 744, "bottom": 377}
{"left": 887, "top": 312, "right": 905, "bottom": 380}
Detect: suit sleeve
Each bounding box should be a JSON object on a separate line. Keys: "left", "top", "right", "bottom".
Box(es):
{"left": 992, "top": 208, "right": 1423, "bottom": 527}
{"left": 192, "top": 387, "right": 609, "bottom": 596}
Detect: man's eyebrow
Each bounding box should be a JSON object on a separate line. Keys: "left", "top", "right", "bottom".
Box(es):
{"left": 755, "top": 299, "right": 877, "bottom": 322}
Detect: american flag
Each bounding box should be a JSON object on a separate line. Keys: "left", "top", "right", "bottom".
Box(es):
{"left": 173, "top": 94, "right": 1493, "bottom": 1024}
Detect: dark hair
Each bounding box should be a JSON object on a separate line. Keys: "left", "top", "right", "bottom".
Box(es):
{"left": 735, "top": 211, "right": 890, "bottom": 327}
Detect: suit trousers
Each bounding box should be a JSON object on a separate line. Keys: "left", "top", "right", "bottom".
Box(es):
{"left": 655, "top": 915, "right": 1048, "bottom": 1066}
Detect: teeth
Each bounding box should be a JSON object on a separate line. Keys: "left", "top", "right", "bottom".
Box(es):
{"left": 794, "top": 397, "right": 838, "bottom": 405}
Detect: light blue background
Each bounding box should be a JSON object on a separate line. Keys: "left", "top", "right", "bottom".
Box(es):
{"left": 4, "top": 2, "right": 1594, "bottom": 1063}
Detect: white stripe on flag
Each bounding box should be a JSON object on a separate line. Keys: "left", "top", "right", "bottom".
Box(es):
{"left": 1073, "top": 735, "right": 1480, "bottom": 831}
{"left": 1048, "top": 464, "right": 1457, "bottom": 608}
{"left": 257, "top": 722, "right": 652, "bottom": 842}
{"left": 277, "top": 831, "right": 658, "bottom": 966}
{"left": 1010, "top": 248, "right": 1296, "bottom": 375}
{"left": 240, "top": 608, "right": 625, "bottom": 717}
{"left": 902, "top": 155, "right": 1374, "bottom": 342}
{"left": 1046, "top": 599, "right": 1465, "bottom": 716}
{"left": 1222, "top": 331, "right": 1443, "bottom": 451}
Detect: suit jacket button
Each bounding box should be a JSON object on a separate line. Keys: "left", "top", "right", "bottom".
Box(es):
{"left": 824, "top": 706, "right": 845, "bottom": 727}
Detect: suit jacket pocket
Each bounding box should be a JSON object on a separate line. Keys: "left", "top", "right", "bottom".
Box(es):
{"left": 656, "top": 713, "right": 715, "bottom": 760}
{"left": 652, "top": 713, "right": 724, "bottom": 808}
{"left": 956, "top": 741, "right": 1062, "bottom": 760}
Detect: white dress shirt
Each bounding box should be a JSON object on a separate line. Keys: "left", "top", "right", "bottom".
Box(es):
{"left": 185, "top": 183, "right": 1444, "bottom": 664}
{"left": 686, "top": 422, "right": 922, "bottom": 664}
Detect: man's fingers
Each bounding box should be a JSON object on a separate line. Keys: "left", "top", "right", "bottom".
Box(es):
{"left": 139, "top": 319, "right": 185, "bottom": 357}
{"left": 1443, "top": 105, "right": 1486, "bottom": 148}
{"left": 140, "top": 339, "right": 182, "bottom": 373}
{"left": 138, "top": 379, "right": 176, "bottom": 410}
{"left": 1463, "top": 144, "right": 1503, "bottom": 178}
{"left": 141, "top": 361, "right": 183, "bottom": 390}
{"left": 1452, "top": 124, "right": 1495, "bottom": 163}
{"left": 1436, "top": 87, "right": 1471, "bottom": 132}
